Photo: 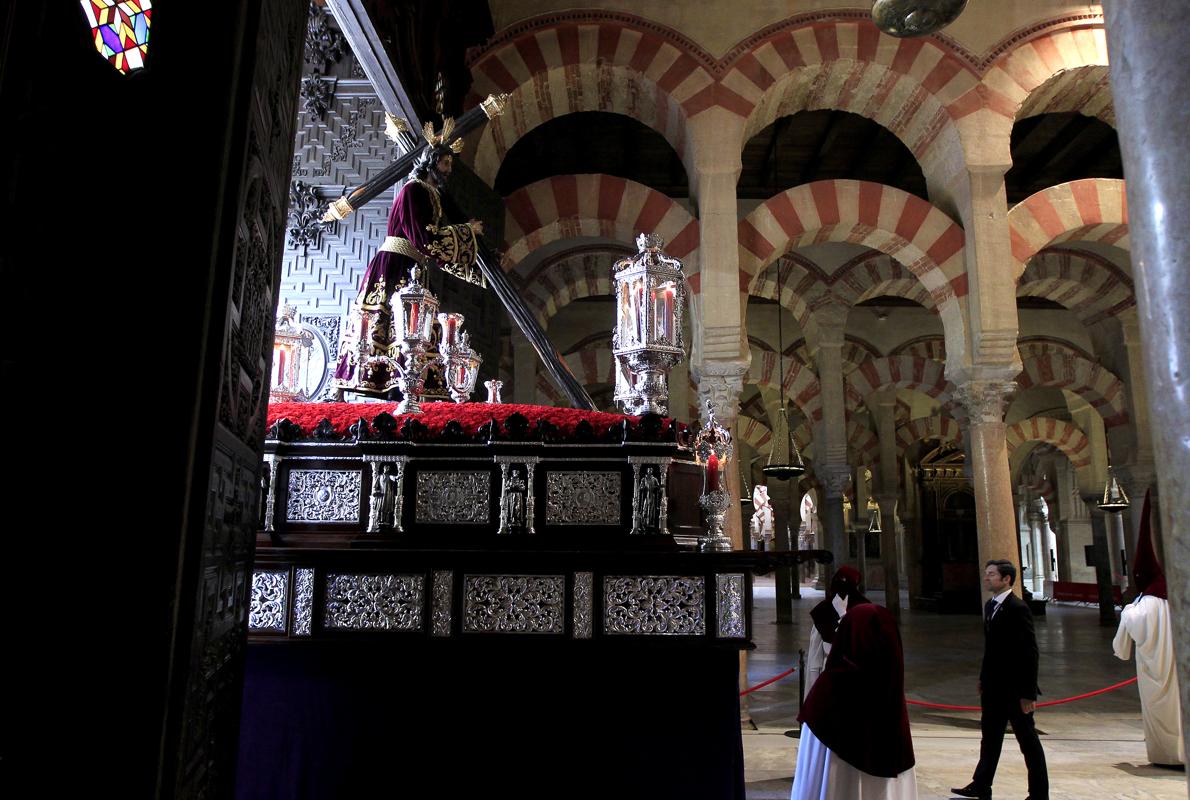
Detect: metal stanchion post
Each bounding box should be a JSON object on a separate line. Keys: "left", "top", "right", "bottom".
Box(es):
{"left": 785, "top": 648, "right": 807, "bottom": 739}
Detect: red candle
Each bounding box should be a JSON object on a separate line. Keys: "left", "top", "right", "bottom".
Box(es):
{"left": 446, "top": 316, "right": 457, "bottom": 344}
{"left": 663, "top": 287, "right": 674, "bottom": 340}
{"left": 706, "top": 452, "right": 720, "bottom": 493}
{"left": 408, "top": 303, "right": 419, "bottom": 337}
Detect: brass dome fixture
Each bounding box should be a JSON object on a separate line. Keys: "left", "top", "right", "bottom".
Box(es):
{"left": 1098, "top": 465, "right": 1131, "bottom": 512}
{"left": 871, "top": 0, "right": 968, "bottom": 38}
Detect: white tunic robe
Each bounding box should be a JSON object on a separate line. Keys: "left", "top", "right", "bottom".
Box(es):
{"left": 1112, "top": 594, "right": 1185, "bottom": 765}
{"left": 791, "top": 723, "right": 918, "bottom": 800}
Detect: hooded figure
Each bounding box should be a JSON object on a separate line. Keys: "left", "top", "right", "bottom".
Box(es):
{"left": 1113, "top": 490, "right": 1184, "bottom": 765}
{"left": 792, "top": 603, "right": 917, "bottom": 799}
{"left": 805, "top": 566, "right": 869, "bottom": 691}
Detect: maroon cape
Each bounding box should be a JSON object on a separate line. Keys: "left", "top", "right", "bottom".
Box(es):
{"left": 1132, "top": 489, "right": 1167, "bottom": 599}
{"left": 798, "top": 603, "right": 915, "bottom": 778}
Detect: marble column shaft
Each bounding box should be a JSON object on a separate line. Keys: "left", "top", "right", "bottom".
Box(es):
{"left": 1105, "top": 0, "right": 1190, "bottom": 768}
{"left": 957, "top": 380, "right": 1022, "bottom": 602}
{"left": 874, "top": 391, "right": 901, "bottom": 620}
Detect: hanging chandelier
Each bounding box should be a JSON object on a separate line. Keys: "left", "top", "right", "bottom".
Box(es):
{"left": 763, "top": 263, "right": 807, "bottom": 480}
{"left": 871, "top": 0, "right": 967, "bottom": 38}
{"left": 1098, "top": 465, "right": 1130, "bottom": 512}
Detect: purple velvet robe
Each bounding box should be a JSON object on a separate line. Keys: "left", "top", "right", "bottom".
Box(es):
{"left": 333, "top": 180, "right": 439, "bottom": 383}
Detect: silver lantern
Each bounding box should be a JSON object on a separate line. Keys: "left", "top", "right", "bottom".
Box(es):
{"left": 612, "top": 233, "right": 687, "bottom": 416}
{"left": 392, "top": 265, "right": 440, "bottom": 414}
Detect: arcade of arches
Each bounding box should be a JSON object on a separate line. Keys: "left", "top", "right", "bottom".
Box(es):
{"left": 283, "top": 2, "right": 1151, "bottom": 617}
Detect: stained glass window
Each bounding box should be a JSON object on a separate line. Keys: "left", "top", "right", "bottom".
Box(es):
{"left": 80, "top": 1, "right": 152, "bottom": 75}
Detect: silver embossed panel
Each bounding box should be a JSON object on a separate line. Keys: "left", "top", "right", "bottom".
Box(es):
{"left": 324, "top": 573, "right": 424, "bottom": 631}
{"left": 286, "top": 469, "right": 362, "bottom": 523}
{"left": 604, "top": 576, "right": 705, "bottom": 635}
{"left": 431, "top": 570, "right": 453, "bottom": 637}
{"left": 249, "top": 570, "right": 289, "bottom": 631}
{"left": 293, "top": 568, "right": 315, "bottom": 636}
{"left": 716, "top": 574, "right": 746, "bottom": 638}
{"left": 573, "top": 572, "right": 593, "bottom": 639}
{"left": 463, "top": 575, "right": 565, "bottom": 634}
{"left": 545, "top": 471, "right": 621, "bottom": 526}
{"left": 415, "top": 471, "right": 490, "bottom": 524}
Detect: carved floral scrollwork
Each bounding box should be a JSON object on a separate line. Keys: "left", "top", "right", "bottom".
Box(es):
{"left": 573, "top": 572, "right": 593, "bottom": 639}
{"left": 716, "top": 574, "right": 746, "bottom": 638}
{"left": 604, "top": 576, "right": 706, "bottom": 635}
{"left": 303, "top": 2, "right": 345, "bottom": 72}
{"left": 293, "top": 568, "right": 314, "bottom": 636}
{"left": 299, "top": 73, "right": 335, "bottom": 121}
{"left": 249, "top": 570, "right": 289, "bottom": 631}
{"left": 544, "top": 471, "right": 621, "bottom": 526}
{"left": 286, "top": 469, "right": 361, "bottom": 523}
{"left": 287, "top": 180, "right": 334, "bottom": 253}
{"left": 324, "top": 573, "right": 424, "bottom": 631}
{"left": 431, "top": 570, "right": 453, "bottom": 636}
{"left": 463, "top": 575, "right": 565, "bottom": 634}
{"left": 414, "top": 471, "right": 490, "bottom": 524}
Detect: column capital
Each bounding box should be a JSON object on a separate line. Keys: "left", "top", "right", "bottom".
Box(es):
{"left": 692, "top": 359, "right": 749, "bottom": 428}
{"left": 954, "top": 379, "right": 1017, "bottom": 425}
{"left": 819, "top": 464, "right": 853, "bottom": 500}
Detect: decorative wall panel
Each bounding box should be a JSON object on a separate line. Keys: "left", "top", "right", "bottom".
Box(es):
{"left": 286, "top": 468, "right": 361, "bottom": 522}
{"left": 604, "top": 576, "right": 705, "bottom": 636}
{"left": 415, "top": 471, "right": 490, "bottom": 524}
{"left": 463, "top": 575, "right": 565, "bottom": 633}
{"left": 249, "top": 570, "right": 289, "bottom": 631}
{"left": 716, "top": 574, "right": 745, "bottom": 638}
{"left": 324, "top": 573, "right": 424, "bottom": 631}
{"left": 544, "top": 471, "right": 621, "bottom": 526}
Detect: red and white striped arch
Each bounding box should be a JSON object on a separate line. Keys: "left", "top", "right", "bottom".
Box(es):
{"left": 738, "top": 180, "right": 967, "bottom": 359}
{"left": 848, "top": 419, "right": 880, "bottom": 467}
{"left": 1008, "top": 179, "right": 1129, "bottom": 265}
{"left": 896, "top": 414, "right": 961, "bottom": 455}
{"left": 974, "top": 24, "right": 1109, "bottom": 123}
{"left": 738, "top": 415, "right": 773, "bottom": 454}
{"left": 890, "top": 335, "right": 946, "bottom": 362}
{"left": 1017, "top": 336, "right": 1095, "bottom": 364}
{"left": 747, "top": 254, "right": 833, "bottom": 345}
{"left": 466, "top": 17, "right": 708, "bottom": 184}
{"left": 844, "top": 355, "right": 953, "bottom": 409}
{"left": 1006, "top": 416, "right": 1093, "bottom": 471}
{"left": 1017, "top": 247, "right": 1134, "bottom": 325}
{"left": 1016, "top": 65, "right": 1113, "bottom": 126}
{"left": 831, "top": 251, "right": 937, "bottom": 310}
{"left": 1017, "top": 352, "right": 1129, "bottom": 428}
{"left": 747, "top": 343, "right": 824, "bottom": 422}
{"left": 535, "top": 340, "right": 616, "bottom": 404}
{"left": 517, "top": 245, "right": 627, "bottom": 326}
{"left": 727, "top": 19, "right": 975, "bottom": 172}
{"left": 503, "top": 174, "right": 699, "bottom": 272}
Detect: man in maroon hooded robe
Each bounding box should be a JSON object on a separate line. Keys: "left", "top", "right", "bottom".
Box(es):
{"left": 792, "top": 602, "right": 917, "bottom": 798}
{"left": 805, "top": 565, "right": 869, "bottom": 691}
{"left": 331, "top": 142, "right": 483, "bottom": 398}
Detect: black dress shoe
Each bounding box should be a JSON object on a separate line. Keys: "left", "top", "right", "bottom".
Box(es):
{"left": 950, "top": 783, "right": 991, "bottom": 799}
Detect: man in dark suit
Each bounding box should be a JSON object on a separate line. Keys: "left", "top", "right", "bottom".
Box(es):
{"left": 952, "top": 560, "right": 1048, "bottom": 800}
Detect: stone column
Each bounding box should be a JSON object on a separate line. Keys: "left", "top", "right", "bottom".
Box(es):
{"left": 956, "top": 378, "right": 1022, "bottom": 601}
{"left": 873, "top": 390, "right": 902, "bottom": 620}
{"left": 812, "top": 311, "right": 851, "bottom": 575}
{"left": 511, "top": 329, "right": 537, "bottom": 405}
{"left": 1087, "top": 499, "right": 1118, "bottom": 627}
{"left": 1105, "top": 0, "right": 1190, "bottom": 762}
{"left": 1027, "top": 501, "right": 1047, "bottom": 596}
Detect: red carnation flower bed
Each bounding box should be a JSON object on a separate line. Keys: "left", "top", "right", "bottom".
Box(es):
{"left": 267, "top": 401, "right": 682, "bottom": 438}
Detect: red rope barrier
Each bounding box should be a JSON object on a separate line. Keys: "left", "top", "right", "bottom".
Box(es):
{"left": 740, "top": 666, "right": 797, "bottom": 696}
{"left": 905, "top": 677, "right": 1138, "bottom": 711}
{"left": 741, "top": 666, "right": 1139, "bottom": 708}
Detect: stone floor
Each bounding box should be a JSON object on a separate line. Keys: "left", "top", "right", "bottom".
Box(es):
{"left": 741, "top": 577, "right": 1187, "bottom": 800}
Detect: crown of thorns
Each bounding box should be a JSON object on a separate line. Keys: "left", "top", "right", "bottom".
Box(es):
{"left": 423, "top": 117, "right": 465, "bottom": 154}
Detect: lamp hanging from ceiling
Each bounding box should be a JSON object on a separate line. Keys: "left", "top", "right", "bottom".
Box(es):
{"left": 763, "top": 263, "right": 807, "bottom": 481}
{"left": 871, "top": 0, "right": 967, "bottom": 38}
{"left": 1098, "top": 465, "right": 1131, "bottom": 512}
